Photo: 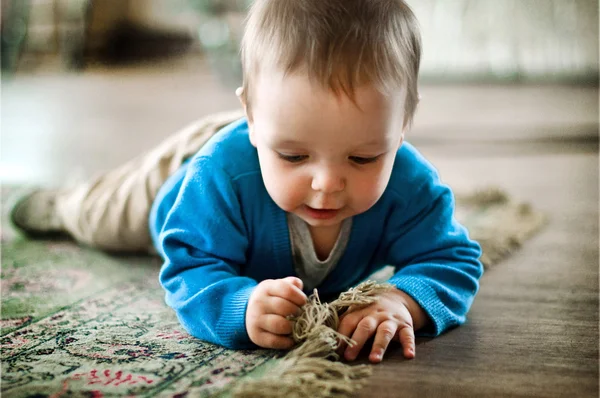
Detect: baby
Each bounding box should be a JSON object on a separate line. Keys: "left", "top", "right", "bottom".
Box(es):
{"left": 11, "top": 0, "right": 483, "bottom": 364}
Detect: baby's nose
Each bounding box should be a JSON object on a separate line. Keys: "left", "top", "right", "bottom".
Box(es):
{"left": 311, "top": 168, "right": 345, "bottom": 193}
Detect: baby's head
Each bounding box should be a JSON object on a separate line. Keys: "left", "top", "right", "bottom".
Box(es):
{"left": 237, "top": 0, "right": 422, "bottom": 230}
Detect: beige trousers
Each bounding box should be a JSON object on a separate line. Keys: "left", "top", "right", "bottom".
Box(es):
{"left": 55, "top": 110, "right": 245, "bottom": 253}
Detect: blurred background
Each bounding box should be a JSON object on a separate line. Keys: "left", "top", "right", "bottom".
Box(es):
{"left": 1, "top": 0, "right": 598, "bottom": 188}
{"left": 2, "top": 0, "right": 598, "bottom": 82}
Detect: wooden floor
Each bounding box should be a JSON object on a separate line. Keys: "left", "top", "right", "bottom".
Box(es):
{"left": 2, "top": 56, "right": 598, "bottom": 397}
{"left": 361, "top": 153, "right": 599, "bottom": 397}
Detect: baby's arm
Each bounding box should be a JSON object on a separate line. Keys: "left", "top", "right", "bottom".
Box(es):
{"left": 339, "top": 174, "right": 482, "bottom": 362}
{"left": 384, "top": 177, "right": 483, "bottom": 337}
{"left": 157, "top": 157, "right": 263, "bottom": 349}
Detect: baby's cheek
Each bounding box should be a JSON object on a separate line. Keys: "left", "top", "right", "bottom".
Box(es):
{"left": 266, "top": 174, "right": 307, "bottom": 211}
{"left": 353, "top": 178, "right": 386, "bottom": 211}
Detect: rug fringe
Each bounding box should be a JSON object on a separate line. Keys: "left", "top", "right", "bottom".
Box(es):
{"left": 232, "top": 281, "right": 393, "bottom": 398}
{"left": 232, "top": 357, "right": 372, "bottom": 398}
{"left": 457, "top": 187, "right": 547, "bottom": 268}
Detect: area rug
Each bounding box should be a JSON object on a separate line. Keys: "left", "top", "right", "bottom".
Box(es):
{"left": 0, "top": 186, "right": 545, "bottom": 397}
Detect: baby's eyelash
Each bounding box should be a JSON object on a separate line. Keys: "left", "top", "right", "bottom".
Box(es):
{"left": 276, "top": 153, "right": 380, "bottom": 164}
{"left": 277, "top": 153, "right": 308, "bottom": 163}
{"left": 349, "top": 155, "right": 380, "bottom": 165}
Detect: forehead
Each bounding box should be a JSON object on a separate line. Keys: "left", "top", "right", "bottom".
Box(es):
{"left": 252, "top": 71, "right": 406, "bottom": 146}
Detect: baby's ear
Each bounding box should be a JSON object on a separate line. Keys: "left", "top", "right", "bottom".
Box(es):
{"left": 236, "top": 87, "right": 257, "bottom": 147}
{"left": 235, "top": 87, "right": 247, "bottom": 114}
{"left": 235, "top": 86, "right": 244, "bottom": 101}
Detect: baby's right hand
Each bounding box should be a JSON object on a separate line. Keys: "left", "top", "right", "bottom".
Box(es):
{"left": 246, "top": 277, "right": 307, "bottom": 349}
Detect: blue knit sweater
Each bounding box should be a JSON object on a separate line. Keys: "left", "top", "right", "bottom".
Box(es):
{"left": 150, "top": 118, "right": 483, "bottom": 349}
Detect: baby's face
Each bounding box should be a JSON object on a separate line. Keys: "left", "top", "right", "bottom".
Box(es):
{"left": 243, "top": 70, "right": 406, "bottom": 232}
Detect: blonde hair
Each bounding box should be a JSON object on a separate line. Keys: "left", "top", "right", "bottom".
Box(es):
{"left": 240, "top": 0, "right": 422, "bottom": 127}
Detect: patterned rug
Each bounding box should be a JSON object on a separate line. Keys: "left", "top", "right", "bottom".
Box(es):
{"left": 1, "top": 186, "right": 545, "bottom": 398}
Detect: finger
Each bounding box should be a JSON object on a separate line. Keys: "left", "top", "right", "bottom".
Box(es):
{"left": 256, "top": 330, "right": 295, "bottom": 350}
{"left": 266, "top": 280, "right": 307, "bottom": 307}
{"left": 259, "top": 314, "right": 293, "bottom": 335}
{"left": 345, "top": 316, "right": 378, "bottom": 361}
{"left": 369, "top": 320, "right": 398, "bottom": 363}
{"left": 265, "top": 296, "right": 302, "bottom": 318}
{"left": 283, "top": 276, "right": 304, "bottom": 291}
{"left": 280, "top": 278, "right": 308, "bottom": 305}
{"left": 398, "top": 324, "right": 416, "bottom": 359}
{"left": 336, "top": 312, "right": 361, "bottom": 353}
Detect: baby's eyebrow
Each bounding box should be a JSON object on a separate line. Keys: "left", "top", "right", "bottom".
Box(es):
{"left": 358, "top": 139, "right": 387, "bottom": 147}
{"left": 273, "top": 140, "right": 386, "bottom": 150}
{"left": 274, "top": 139, "right": 304, "bottom": 146}
{"left": 269, "top": 134, "right": 390, "bottom": 149}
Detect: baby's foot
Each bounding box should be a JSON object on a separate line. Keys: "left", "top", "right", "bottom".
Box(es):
{"left": 10, "top": 190, "right": 65, "bottom": 237}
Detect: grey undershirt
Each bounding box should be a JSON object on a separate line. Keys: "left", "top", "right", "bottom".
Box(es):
{"left": 287, "top": 213, "right": 352, "bottom": 291}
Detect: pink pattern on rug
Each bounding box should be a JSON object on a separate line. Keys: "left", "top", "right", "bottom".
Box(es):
{"left": 0, "top": 316, "right": 32, "bottom": 330}
{"left": 73, "top": 369, "right": 155, "bottom": 386}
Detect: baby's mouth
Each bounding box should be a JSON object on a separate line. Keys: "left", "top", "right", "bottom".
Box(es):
{"left": 304, "top": 205, "right": 340, "bottom": 220}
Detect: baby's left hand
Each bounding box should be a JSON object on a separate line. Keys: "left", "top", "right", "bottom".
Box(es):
{"left": 337, "top": 288, "right": 428, "bottom": 363}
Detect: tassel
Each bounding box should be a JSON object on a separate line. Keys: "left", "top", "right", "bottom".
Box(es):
{"left": 231, "top": 281, "right": 394, "bottom": 398}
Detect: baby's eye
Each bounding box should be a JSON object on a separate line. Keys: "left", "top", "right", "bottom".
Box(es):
{"left": 277, "top": 153, "right": 308, "bottom": 163}
{"left": 349, "top": 155, "right": 380, "bottom": 165}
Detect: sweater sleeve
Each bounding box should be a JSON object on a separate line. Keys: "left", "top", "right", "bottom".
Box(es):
{"left": 383, "top": 173, "right": 483, "bottom": 336}
{"left": 156, "top": 157, "right": 257, "bottom": 349}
